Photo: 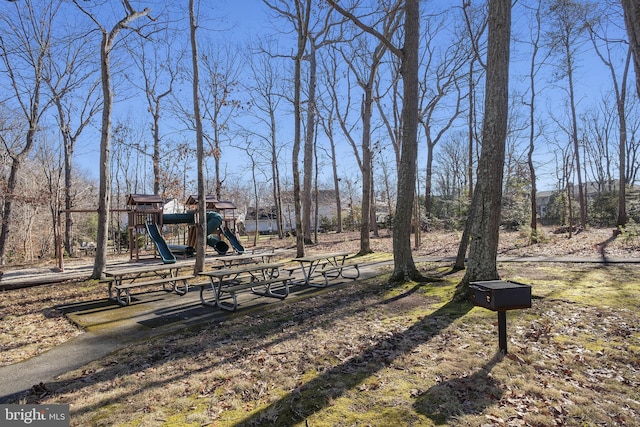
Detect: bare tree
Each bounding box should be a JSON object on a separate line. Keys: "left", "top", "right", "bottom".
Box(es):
{"left": 587, "top": 5, "right": 632, "bottom": 226}
{"left": 35, "top": 138, "right": 64, "bottom": 261}
{"left": 455, "top": 0, "right": 511, "bottom": 299}
{"left": 247, "top": 43, "right": 287, "bottom": 238}
{"left": 418, "top": 14, "right": 467, "bottom": 219}
{"left": 316, "top": 56, "right": 344, "bottom": 233}
{"left": 581, "top": 99, "right": 617, "bottom": 189}
{"left": 434, "top": 135, "right": 469, "bottom": 209}
{"left": 375, "top": 54, "right": 402, "bottom": 169}
{"left": 328, "top": 0, "right": 423, "bottom": 281}
{"left": 263, "top": 0, "right": 311, "bottom": 256}
{"left": 326, "top": 5, "right": 402, "bottom": 255}
{"left": 188, "top": 0, "right": 207, "bottom": 274}
{"left": 461, "top": 0, "right": 488, "bottom": 202}
{"left": 74, "top": 0, "right": 152, "bottom": 279}
{"left": 125, "top": 31, "right": 181, "bottom": 196}
{"left": 521, "top": 0, "right": 548, "bottom": 242}
{"left": 0, "top": 0, "right": 57, "bottom": 266}
{"left": 453, "top": 0, "right": 488, "bottom": 271}
{"left": 200, "top": 44, "right": 244, "bottom": 200}
{"left": 44, "top": 25, "right": 102, "bottom": 256}
{"left": 545, "top": 0, "right": 591, "bottom": 229}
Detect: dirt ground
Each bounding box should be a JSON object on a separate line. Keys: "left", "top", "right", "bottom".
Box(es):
{"left": 297, "top": 225, "right": 640, "bottom": 259}
{"left": 1, "top": 225, "right": 638, "bottom": 368}
{"left": 1, "top": 226, "right": 639, "bottom": 425}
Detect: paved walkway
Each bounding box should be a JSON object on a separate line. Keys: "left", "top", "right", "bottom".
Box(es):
{"left": 1, "top": 255, "right": 638, "bottom": 403}
{"left": 0, "top": 285, "right": 248, "bottom": 403}
{"left": 0, "top": 259, "right": 376, "bottom": 403}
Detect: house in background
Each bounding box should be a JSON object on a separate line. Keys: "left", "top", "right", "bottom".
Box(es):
{"left": 536, "top": 181, "right": 640, "bottom": 222}
{"left": 240, "top": 190, "right": 357, "bottom": 234}
{"left": 535, "top": 190, "right": 555, "bottom": 220}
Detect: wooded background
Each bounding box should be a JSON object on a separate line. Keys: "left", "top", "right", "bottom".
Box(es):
{"left": 1, "top": 0, "right": 639, "bottom": 272}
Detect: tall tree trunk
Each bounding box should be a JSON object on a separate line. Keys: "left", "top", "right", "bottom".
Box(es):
{"left": 456, "top": 0, "right": 511, "bottom": 299}
{"left": 328, "top": 122, "right": 343, "bottom": 234}
{"left": 390, "top": 0, "right": 421, "bottom": 282}
{"left": 616, "top": 50, "right": 631, "bottom": 226}
{"left": 269, "top": 110, "right": 284, "bottom": 239}
{"left": 190, "top": 0, "right": 206, "bottom": 274}
{"left": 152, "top": 109, "right": 161, "bottom": 195}
{"left": 360, "top": 82, "right": 374, "bottom": 255}
{"left": 424, "top": 141, "right": 434, "bottom": 216}
{"left": 80, "top": 2, "right": 151, "bottom": 279}
{"left": 1, "top": 160, "right": 21, "bottom": 265}
{"left": 293, "top": 0, "right": 311, "bottom": 257}
{"left": 302, "top": 43, "right": 317, "bottom": 245}
{"left": 526, "top": 1, "right": 542, "bottom": 242}
{"left": 92, "top": 31, "right": 113, "bottom": 279}
{"left": 468, "top": 60, "right": 475, "bottom": 201}
{"left": 64, "top": 141, "right": 74, "bottom": 256}
{"left": 567, "top": 64, "right": 586, "bottom": 228}
{"left": 621, "top": 0, "right": 640, "bottom": 100}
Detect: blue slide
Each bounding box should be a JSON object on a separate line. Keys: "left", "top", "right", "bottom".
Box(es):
{"left": 146, "top": 222, "right": 177, "bottom": 264}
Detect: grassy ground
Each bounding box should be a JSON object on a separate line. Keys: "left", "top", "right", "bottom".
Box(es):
{"left": 3, "top": 259, "right": 639, "bottom": 426}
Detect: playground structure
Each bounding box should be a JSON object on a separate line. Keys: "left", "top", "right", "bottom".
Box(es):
{"left": 128, "top": 194, "right": 245, "bottom": 263}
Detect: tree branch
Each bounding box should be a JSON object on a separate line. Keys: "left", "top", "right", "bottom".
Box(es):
{"left": 325, "top": 0, "right": 403, "bottom": 59}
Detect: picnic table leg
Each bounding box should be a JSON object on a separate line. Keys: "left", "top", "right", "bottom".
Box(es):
{"left": 162, "top": 268, "right": 178, "bottom": 293}
{"left": 340, "top": 264, "right": 360, "bottom": 279}
{"left": 205, "top": 277, "right": 240, "bottom": 311}
{"left": 109, "top": 277, "right": 131, "bottom": 306}
{"left": 199, "top": 277, "right": 217, "bottom": 307}
{"left": 115, "top": 287, "right": 131, "bottom": 306}
{"left": 252, "top": 278, "right": 290, "bottom": 299}
{"left": 107, "top": 278, "right": 116, "bottom": 302}
{"left": 302, "top": 261, "right": 327, "bottom": 288}
{"left": 214, "top": 277, "right": 241, "bottom": 311}
{"left": 174, "top": 277, "right": 189, "bottom": 296}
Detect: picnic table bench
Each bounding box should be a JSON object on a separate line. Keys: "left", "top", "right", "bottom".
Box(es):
{"left": 104, "top": 262, "right": 196, "bottom": 306}
{"left": 289, "top": 252, "right": 360, "bottom": 287}
{"left": 198, "top": 262, "right": 289, "bottom": 311}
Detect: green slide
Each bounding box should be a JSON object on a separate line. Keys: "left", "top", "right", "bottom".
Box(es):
{"left": 146, "top": 222, "right": 177, "bottom": 264}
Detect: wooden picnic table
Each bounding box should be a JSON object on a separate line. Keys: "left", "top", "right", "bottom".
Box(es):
{"left": 104, "top": 262, "right": 194, "bottom": 306}
{"left": 198, "top": 262, "right": 289, "bottom": 311}
{"left": 290, "top": 251, "right": 360, "bottom": 287}
{"left": 214, "top": 252, "right": 275, "bottom": 268}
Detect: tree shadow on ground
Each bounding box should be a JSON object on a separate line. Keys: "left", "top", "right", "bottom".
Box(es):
{"left": 234, "top": 295, "right": 474, "bottom": 426}
{"left": 413, "top": 351, "right": 504, "bottom": 424}
{"left": 595, "top": 229, "right": 620, "bottom": 261}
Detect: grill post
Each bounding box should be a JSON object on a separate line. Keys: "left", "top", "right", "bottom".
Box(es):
{"left": 498, "top": 310, "right": 507, "bottom": 353}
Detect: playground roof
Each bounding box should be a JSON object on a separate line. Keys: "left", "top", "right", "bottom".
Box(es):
{"left": 185, "top": 195, "right": 236, "bottom": 210}
{"left": 127, "top": 194, "right": 163, "bottom": 206}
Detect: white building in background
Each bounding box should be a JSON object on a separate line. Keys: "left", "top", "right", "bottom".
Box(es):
{"left": 239, "top": 190, "right": 341, "bottom": 234}
{"left": 238, "top": 189, "right": 392, "bottom": 234}
{"left": 162, "top": 198, "right": 186, "bottom": 215}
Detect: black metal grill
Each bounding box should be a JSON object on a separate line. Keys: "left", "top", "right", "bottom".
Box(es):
{"left": 470, "top": 280, "right": 532, "bottom": 354}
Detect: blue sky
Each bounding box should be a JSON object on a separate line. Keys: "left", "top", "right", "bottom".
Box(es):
{"left": 63, "top": 0, "right": 632, "bottom": 196}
